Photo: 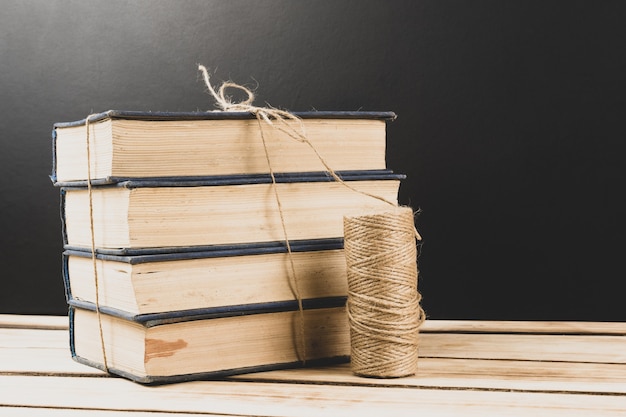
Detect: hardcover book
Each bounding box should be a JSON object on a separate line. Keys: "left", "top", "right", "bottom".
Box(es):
{"left": 60, "top": 171, "right": 403, "bottom": 251}
{"left": 69, "top": 297, "right": 350, "bottom": 384}
{"left": 51, "top": 110, "right": 396, "bottom": 185}
{"left": 63, "top": 238, "right": 348, "bottom": 315}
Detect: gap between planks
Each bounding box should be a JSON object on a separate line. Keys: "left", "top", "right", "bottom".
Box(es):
{"left": 4, "top": 315, "right": 626, "bottom": 335}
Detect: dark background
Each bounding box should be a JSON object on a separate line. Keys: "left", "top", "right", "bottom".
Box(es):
{"left": 1, "top": 1, "right": 624, "bottom": 320}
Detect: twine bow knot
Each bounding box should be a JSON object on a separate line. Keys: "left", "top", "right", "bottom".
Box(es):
{"left": 199, "top": 65, "right": 308, "bottom": 144}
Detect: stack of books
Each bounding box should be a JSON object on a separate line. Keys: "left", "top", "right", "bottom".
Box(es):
{"left": 51, "top": 110, "right": 404, "bottom": 384}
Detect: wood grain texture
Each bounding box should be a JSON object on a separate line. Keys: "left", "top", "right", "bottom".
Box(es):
{"left": 0, "top": 314, "right": 68, "bottom": 330}
{"left": 233, "top": 360, "right": 626, "bottom": 394}
{"left": 419, "top": 333, "right": 626, "bottom": 363}
{"left": 420, "top": 320, "right": 626, "bottom": 335}
{"left": 1, "top": 375, "right": 625, "bottom": 417}
{"left": 3, "top": 316, "right": 626, "bottom": 416}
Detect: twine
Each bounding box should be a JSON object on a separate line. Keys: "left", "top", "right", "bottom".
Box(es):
{"left": 79, "top": 67, "right": 423, "bottom": 376}
{"left": 344, "top": 206, "right": 425, "bottom": 378}
{"left": 199, "top": 65, "right": 424, "bottom": 374}
{"left": 84, "top": 115, "right": 109, "bottom": 373}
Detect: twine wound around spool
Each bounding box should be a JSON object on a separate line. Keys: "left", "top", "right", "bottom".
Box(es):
{"left": 344, "top": 206, "right": 425, "bottom": 378}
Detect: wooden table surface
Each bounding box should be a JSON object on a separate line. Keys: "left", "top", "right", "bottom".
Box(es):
{"left": 2, "top": 314, "right": 626, "bottom": 416}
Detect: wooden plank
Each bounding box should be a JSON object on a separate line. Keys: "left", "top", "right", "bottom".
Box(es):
{"left": 0, "top": 314, "right": 68, "bottom": 330}
{"left": 233, "top": 359, "right": 626, "bottom": 394}
{"left": 3, "top": 328, "right": 626, "bottom": 377}
{"left": 5, "top": 340, "right": 626, "bottom": 395}
{"left": 1, "top": 375, "right": 625, "bottom": 417}
{"left": 419, "top": 333, "right": 626, "bottom": 363}
{"left": 0, "top": 347, "right": 104, "bottom": 376}
{"left": 0, "top": 328, "right": 102, "bottom": 376}
{"left": 0, "top": 328, "right": 68, "bottom": 348}
{"left": 420, "top": 320, "right": 626, "bottom": 335}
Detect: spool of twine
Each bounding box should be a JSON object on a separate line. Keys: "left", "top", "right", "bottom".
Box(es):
{"left": 344, "top": 206, "right": 424, "bottom": 378}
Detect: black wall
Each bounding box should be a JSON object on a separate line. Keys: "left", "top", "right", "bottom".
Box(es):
{"left": 1, "top": 0, "right": 625, "bottom": 320}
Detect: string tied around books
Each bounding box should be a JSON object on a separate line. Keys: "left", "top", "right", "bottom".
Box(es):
{"left": 84, "top": 114, "right": 110, "bottom": 373}
{"left": 199, "top": 65, "right": 425, "bottom": 377}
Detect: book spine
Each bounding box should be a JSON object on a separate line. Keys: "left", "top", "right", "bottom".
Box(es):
{"left": 50, "top": 127, "right": 58, "bottom": 184}
{"left": 62, "top": 251, "right": 72, "bottom": 304}
{"left": 60, "top": 188, "right": 69, "bottom": 249}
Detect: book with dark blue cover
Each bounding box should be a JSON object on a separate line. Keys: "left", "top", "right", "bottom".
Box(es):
{"left": 52, "top": 110, "right": 397, "bottom": 185}
{"left": 69, "top": 295, "right": 350, "bottom": 384}
{"left": 54, "top": 109, "right": 396, "bottom": 127}
{"left": 63, "top": 238, "right": 348, "bottom": 316}
{"left": 60, "top": 170, "right": 405, "bottom": 251}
